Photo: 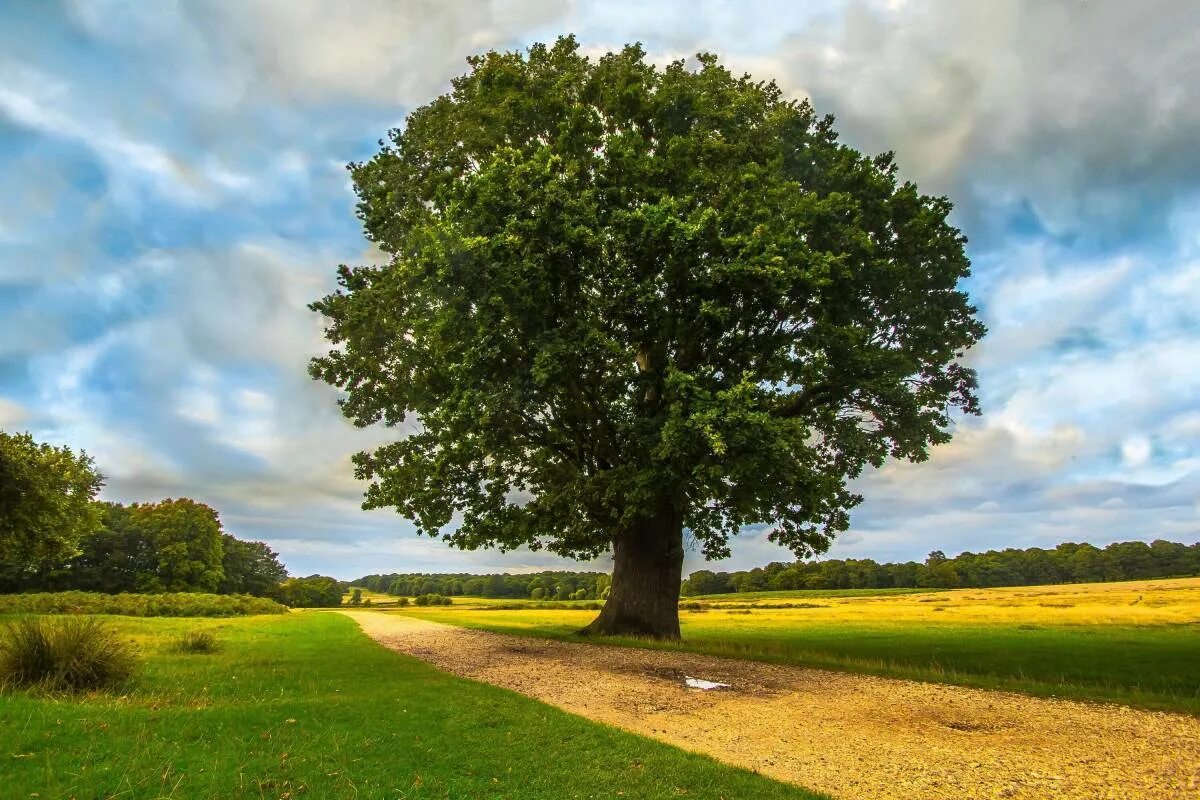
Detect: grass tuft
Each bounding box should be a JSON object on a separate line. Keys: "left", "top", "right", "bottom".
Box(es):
{"left": 0, "top": 616, "right": 136, "bottom": 693}
{"left": 172, "top": 629, "right": 220, "bottom": 654}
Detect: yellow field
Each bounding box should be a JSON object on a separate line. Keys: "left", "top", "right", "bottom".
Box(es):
{"left": 389, "top": 576, "right": 1200, "bottom": 629}
{"left": 378, "top": 576, "right": 1200, "bottom": 713}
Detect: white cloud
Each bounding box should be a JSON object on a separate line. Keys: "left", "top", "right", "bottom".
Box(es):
{"left": 758, "top": 0, "right": 1200, "bottom": 243}
{"left": 0, "top": 62, "right": 246, "bottom": 207}
{"left": 67, "top": 0, "right": 569, "bottom": 106}
{"left": 0, "top": 398, "right": 28, "bottom": 428}
{"left": 1121, "top": 437, "right": 1152, "bottom": 469}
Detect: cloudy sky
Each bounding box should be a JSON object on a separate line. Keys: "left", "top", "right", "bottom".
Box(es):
{"left": 2, "top": 0, "right": 1198, "bottom": 578}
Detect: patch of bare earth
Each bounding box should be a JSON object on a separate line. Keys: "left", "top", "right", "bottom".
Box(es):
{"left": 342, "top": 611, "right": 1200, "bottom": 800}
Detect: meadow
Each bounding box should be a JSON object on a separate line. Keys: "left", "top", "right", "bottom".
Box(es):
{"left": 394, "top": 577, "right": 1200, "bottom": 714}
{"left": 0, "top": 612, "right": 824, "bottom": 800}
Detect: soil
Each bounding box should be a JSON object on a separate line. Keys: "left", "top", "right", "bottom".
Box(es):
{"left": 342, "top": 611, "right": 1200, "bottom": 800}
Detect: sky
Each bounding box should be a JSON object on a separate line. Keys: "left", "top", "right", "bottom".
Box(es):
{"left": 2, "top": 0, "right": 1198, "bottom": 579}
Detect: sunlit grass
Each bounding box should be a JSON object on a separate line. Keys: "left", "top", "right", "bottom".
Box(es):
{"left": 395, "top": 577, "right": 1200, "bottom": 714}
{"left": 0, "top": 612, "right": 824, "bottom": 800}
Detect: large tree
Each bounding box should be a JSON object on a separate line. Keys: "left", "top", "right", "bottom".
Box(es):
{"left": 218, "top": 535, "right": 288, "bottom": 597}
{"left": 311, "top": 38, "right": 984, "bottom": 638}
{"left": 0, "top": 430, "right": 103, "bottom": 579}
{"left": 129, "top": 498, "right": 225, "bottom": 593}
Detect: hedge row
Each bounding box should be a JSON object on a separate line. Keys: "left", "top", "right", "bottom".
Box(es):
{"left": 0, "top": 591, "right": 288, "bottom": 617}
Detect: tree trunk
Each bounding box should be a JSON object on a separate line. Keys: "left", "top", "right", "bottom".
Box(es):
{"left": 581, "top": 503, "right": 683, "bottom": 640}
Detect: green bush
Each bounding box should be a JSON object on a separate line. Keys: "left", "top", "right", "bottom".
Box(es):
{"left": 172, "top": 630, "right": 219, "bottom": 654}
{"left": 0, "top": 616, "right": 136, "bottom": 692}
{"left": 413, "top": 593, "right": 453, "bottom": 606}
{"left": 0, "top": 591, "right": 287, "bottom": 617}
{"left": 396, "top": 596, "right": 410, "bottom": 607}
{"left": 278, "top": 575, "right": 343, "bottom": 608}
{"left": 476, "top": 601, "right": 603, "bottom": 611}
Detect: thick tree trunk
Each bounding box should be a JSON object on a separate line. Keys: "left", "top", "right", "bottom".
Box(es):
{"left": 581, "top": 504, "right": 684, "bottom": 640}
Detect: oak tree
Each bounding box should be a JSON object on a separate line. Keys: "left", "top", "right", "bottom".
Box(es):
{"left": 311, "top": 38, "right": 984, "bottom": 638}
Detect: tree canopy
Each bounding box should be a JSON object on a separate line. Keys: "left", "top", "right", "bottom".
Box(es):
{"left": 0, "top": 430, "right": 103, "bottom": 569}
{"left": 312, "top": 37, "right": 984, "bottom": 636}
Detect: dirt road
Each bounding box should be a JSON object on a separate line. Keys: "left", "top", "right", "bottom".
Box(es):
{"left": 342, "top": 611, "right": 1200, "bottom": 800}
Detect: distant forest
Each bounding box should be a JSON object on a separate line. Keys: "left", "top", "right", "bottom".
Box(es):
{"left": 353, "top": 539, "right": 1199, "bottom": 599}
{"left": 353, "top": 571, "right": 611, "bottom": 601}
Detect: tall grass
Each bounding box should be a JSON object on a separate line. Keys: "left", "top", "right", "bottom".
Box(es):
{"left": 0, "top": 591, "right": 287, "bottom": 617}
{"left": 0, "top": 616, "right": 136, "bottom": 692}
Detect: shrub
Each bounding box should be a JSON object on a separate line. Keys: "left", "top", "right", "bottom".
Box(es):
{"left": 0, "top": 591, "right": 287, "bottom": 617}
{"left": 0, "top": 616, "right": 136, "bottom": 692}
{"left": 396, "top": 596, "right": 410, "bottom": 607}
{"left": 476, "top": 600, "right": 603, "bottom": 611}
{"left": 413, "top": 593, "right": 453, "bottom": 606}
{"left": 172, "top": 630, "right": 219, "bottom": 654}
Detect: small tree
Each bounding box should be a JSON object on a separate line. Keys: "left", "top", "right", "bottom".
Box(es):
{"left": 312, "top": 38, "right": 984, "bottom": 638}
{"left": 348, "top": 588, "right": 363, "bottom": 606}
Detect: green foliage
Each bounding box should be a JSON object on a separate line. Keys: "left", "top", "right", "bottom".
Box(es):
{"left": 51, "top": 502, "right": 157, "bottom": 593}
{"left": 347, "top": 588, "right": 363, "bottom": 606}
{"left": 278, "top": 575, "right": 344, "bottom": 608}
{"left": 358, "top": 570, "right": 609, "bottom": 599}
{"left": 0, "top": 616, "right": 136, "bottom": 693}
{"left": 6, "top": 500, "right": 288, "bottom": 599}
{"left": 0, "top": 431, "right": 103, "bottom": 572}
{"left": 0, "top": 591, "right": 287, "bottom": 617}
{"left": 680, "top": 539, "right": 1200, "bottom": 595}
{"left": 129, "top": 498, "right": 224, "bottom": 593}
{"left": 413, "top": 593, "right": 453, "bottom": 606}
{"left": 218, "top": 534, "right": 288, "bottom": 597}
{"left": 0, "top": 614, "right": 823, "bottom": 799}
{"left": 311, "top": 36, "right": 983, "bottom": 568}
{"left": 172, "top": 629, "right": 219, "bottom": 654}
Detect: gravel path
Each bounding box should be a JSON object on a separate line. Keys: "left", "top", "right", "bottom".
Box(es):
{"left": 342, "top": 611, "right": 1200, "bottom": 800}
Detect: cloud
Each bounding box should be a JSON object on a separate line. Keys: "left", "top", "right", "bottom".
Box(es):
{"left": 3, "top": 1, "right": 1199, "bottom": 579}
{"left": 759, "top": 0, "right": 1200, "bottom": 245}
{"left": 0, "top": 62, "right": 246, "bottom": 208}
{"left": 66, "top": 0, "right": 570, "bottom": 106}
{"left": 0, "top": 397, "right": 27, "bottom": 428}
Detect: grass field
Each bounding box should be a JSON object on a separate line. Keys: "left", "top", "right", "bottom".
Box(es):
{"left": 0, "top": 612, "right": 823, "bottom": 800}
{"left": 394, "top": 577, "right": 1200, "bottom": 715}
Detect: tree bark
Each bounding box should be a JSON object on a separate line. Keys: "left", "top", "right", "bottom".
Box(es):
{"left": 581, "top": 503, "right": 684, "bottom": 639}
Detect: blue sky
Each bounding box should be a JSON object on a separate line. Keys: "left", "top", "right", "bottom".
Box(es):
{"left": 2, "top": 0, "right": 1198, "bottom": 579}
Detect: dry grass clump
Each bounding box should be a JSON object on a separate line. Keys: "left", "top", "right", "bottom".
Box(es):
{"left": 0, "top": 616, "right": 136, "bottom": 692}
{"left": 172, "top": 630, "right": 219, "bottom": 654}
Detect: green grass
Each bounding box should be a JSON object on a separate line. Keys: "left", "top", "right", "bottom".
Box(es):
{"left": 396, "top": 610, "right": 1200, "bottom": 715}
{"left": 0, "top": 612, "right": 824, "bottom": 800}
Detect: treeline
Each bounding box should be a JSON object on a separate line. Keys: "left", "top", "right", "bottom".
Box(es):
{"left": 0, "top": 499, "right": 287, "bottom": 596}
{"left": 353, "top": 571, "right": 611, "bottom": 601}
{"left": 682, "top": 539, "right": 1200, "bottom": 595}
{"left": 0, "top": 430, "right": 342, "bottom": 607}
